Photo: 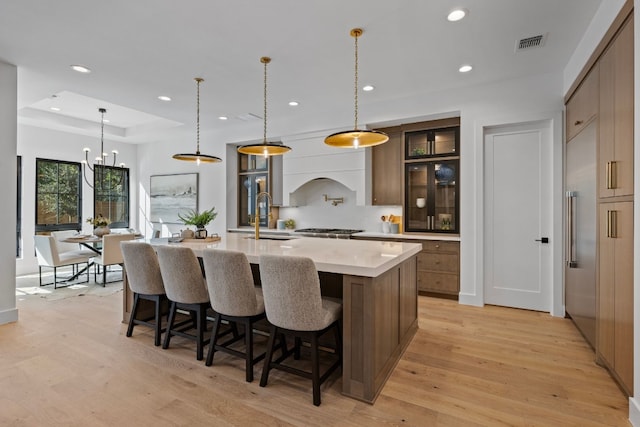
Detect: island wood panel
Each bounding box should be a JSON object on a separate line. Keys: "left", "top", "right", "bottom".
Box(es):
{"left": 342, "top": 255, "right": 418, "bottom": 403}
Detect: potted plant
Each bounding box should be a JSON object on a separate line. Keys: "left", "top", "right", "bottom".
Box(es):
{"left": 178, "top": 207, "right": 217, "bottom": 239}
{"left": 87, "top": 214, "right": 111, "bottom": 237}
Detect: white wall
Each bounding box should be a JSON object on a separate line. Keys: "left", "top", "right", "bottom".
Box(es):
{"left": 0, "top": 61, "right": 18, "bottom": 325}
{"left": 16, "top": 124, "right": 138, "bottom": 275}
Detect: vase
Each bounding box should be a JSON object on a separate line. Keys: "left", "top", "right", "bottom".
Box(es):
{"left": 94, "top": 226, "right": 111, "bottom": 237}
{"left": 195, "top": 227, "right": 208, "bottom": 239}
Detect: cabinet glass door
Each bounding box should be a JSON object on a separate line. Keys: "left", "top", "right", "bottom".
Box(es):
{"left": 405, "top": 127, "right": 459, "bottom": 159}
{"left": 405, "top": 159, "right": 458, "bottom": 233}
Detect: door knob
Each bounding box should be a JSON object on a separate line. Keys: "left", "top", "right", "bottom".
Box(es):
{"left": 535, "top": 237, "right": 549, "bottom": 243}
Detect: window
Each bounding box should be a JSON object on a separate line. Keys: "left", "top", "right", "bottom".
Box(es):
{"left": 93, "top": 165, "right": 130, "bottom": 228}
{"left": 35, "top": 158, "right": 82, "bottom": 232}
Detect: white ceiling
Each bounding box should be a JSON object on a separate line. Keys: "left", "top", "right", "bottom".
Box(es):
{"left": 0, "top": 0, "right": 602, "bottom": 144}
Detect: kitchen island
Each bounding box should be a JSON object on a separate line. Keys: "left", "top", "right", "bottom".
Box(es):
{"left": 123, "top": 233, "right": 421, "bottom": 403}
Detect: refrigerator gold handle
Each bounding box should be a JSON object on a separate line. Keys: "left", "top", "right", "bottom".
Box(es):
{"left": 566, "top": 191, "right": 577, "bottom": 268}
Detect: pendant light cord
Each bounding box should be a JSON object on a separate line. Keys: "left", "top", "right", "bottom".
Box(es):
{"left": 262, "top": 57, "right": 269, "bottom": 144}
{"left": 195, "top": 77, "right": 202, "bottom": 154}
{"left": 100, "top": 108, "right": 105, "bottom": 162}
{"left": 354, "top": 32, "right": 359, "bottom": 130}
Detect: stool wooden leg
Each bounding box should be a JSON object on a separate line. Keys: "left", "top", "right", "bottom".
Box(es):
{"left": 260, "top": 324, "right": 278, "bottom": 387}
{"left": 205, "top": 314, "right": 223, "bottom": 366}
{"left": 245, "top": 319, "right": 254, "bottom": 382}
{"left": 311, "top": 332, "right": 321, "bottom": 406}
{"left": 153, "top": 295, "right": 162, "bottom": 347}
{"left": 126, "top": 293, "right": 139, "bottom": 338}
{"left": 163, "top": 301, "right": 177, "bottom": 350}
{"left": 196, "top": 305, "right": 206, "bottom": 361}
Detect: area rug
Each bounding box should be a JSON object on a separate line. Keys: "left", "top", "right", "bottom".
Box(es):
{"left": 16, "top": 269, "right": 123, "bottom": 301}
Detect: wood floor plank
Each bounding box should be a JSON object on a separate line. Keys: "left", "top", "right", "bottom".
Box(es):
{"left": 0, "top": 291, "right": 630, "bottom": 426}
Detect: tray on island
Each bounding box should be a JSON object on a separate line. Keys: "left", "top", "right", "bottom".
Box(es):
{"left": 181, "top": 236, "right": 221, "bottom": 243}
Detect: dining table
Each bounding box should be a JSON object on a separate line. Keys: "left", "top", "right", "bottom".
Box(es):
{"left": 122, "top": 232, "right": 421, "bottom": 404}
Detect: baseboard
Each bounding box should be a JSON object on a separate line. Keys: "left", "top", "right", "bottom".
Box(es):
{"left": 0, "top": 307, "right": 18, "bottom": 325}
{"left": 458, "top": 292, "right": 483, "bottom": 307}
{"left": 629, "top": 397, "right": 640, "bottom": 426}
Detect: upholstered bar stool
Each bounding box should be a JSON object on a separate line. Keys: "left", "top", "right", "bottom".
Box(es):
{"left": 156, "top": 245, "right": 211, "bottom": 360}
{"left": 121, "top": 241, "right": 167, "bottom": 346}
{"left": 258, "top": 254, "right": 343, "bottom": 406}
{"left": 201, "top": 249, "right": 266, "bottom": 382}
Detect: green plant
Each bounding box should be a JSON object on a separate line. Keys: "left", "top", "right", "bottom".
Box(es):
{"left": 87, "top": 214, "right": 110, "bottom": 227}
{"left": 178, "top": 207, "right": 217, "bottom": 229}
{"left": 284, "top": 218, "right": 295, "bottom": 229}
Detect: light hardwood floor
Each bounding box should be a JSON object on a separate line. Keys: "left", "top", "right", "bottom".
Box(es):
{"left": 0, "top": 292, "right": 630, "bottom": 426}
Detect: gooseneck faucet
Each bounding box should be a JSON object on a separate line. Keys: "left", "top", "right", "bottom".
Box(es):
{"left": 255, "top": 191, "right": 272, "bottom": 240}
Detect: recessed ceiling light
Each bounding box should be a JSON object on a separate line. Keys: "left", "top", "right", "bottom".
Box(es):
{"left": 103, "top": 119, "right": 110, "bottom": 123}
{"left": 288, "top": 101, "right": 299, "bottom": 106}
{"left": 447, "top": 8, "right": 467, "bottom": 22}
{"left": 459, "top": 64, "right": 473, "bottom": 73}
{"left": 158, "top": 95, "right": 171, "bottom": 101}
{"left": 50, "top": 107, "right": 61, "bottom": 111}
{"left": 363, "top": 85, "right": 375, "bottom": 91}
{"left": 70, "top": 65, "right": 91, "bottom": 73}
{"left": 218, "top": 116, "right": 228, "bottom": 120}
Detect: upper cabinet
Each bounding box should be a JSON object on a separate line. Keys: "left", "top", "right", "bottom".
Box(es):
{"left": 405, "top": 126, "right": 459, "bottom": 159}
{"left": 599, "top": 15, "right": 634, "bottom": 199}
{"left": 566, "top": 64, "right": 599, "bottom": 142}
{"left": 371, "top": 126, "right": 402, "bottom": 206}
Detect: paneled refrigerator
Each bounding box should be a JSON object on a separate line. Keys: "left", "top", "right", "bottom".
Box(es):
{"left": 565, "top": 121, "right": 597, "bottom": 348}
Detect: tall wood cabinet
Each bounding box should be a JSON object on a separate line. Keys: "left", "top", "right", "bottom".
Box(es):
{"left": 599, "top": 16, "right": 634, "bottom": 199}
{"left": 595, "top": 14, "right": 634, "bottom": 396}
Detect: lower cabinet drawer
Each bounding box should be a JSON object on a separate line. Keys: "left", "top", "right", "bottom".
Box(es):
{"left": 417, "top": 271, "right": 459, "bottom": 294}
{"left": 417, "top": 252, "right": 458, "bottom": 272}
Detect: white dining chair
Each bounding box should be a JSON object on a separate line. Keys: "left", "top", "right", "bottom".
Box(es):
{"left": 51, "top": 230, "right": 97, "bottom": 258}
{"left": 34, "top": 235, "right": 93, "bottom": 288}
{"left": 94, "top": 233, "right": 135, "bottom": 285}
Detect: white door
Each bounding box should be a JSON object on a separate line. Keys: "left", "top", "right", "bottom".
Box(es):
{"left": 484, "top": 121, "right": 552, "bottom": 311}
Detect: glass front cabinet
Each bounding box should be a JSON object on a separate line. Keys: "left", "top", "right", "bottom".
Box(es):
{"left": 404, "top": 124, "right": 460, "bottom": 233}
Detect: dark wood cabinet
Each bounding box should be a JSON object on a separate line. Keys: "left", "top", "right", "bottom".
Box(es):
{"left": 371, "top": 126, "right": 402, "bottom": 206}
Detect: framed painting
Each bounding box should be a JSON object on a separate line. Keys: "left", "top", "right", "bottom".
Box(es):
{"left": 150, "top": 173, "right": 198, "bottom": 223}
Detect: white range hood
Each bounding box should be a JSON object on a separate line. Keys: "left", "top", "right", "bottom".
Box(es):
{"left": 281, "top": 129, "right": 366, "bottom": 206}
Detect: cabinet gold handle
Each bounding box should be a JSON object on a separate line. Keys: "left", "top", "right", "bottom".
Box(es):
{"left": 574, "top": 120, "right": 583, "bottom": 126}
{"left": 607, "top": 210, "right": 618, "bottom": 238}
{"left": 606, "top": 161, "right": 618, "bottom": 189}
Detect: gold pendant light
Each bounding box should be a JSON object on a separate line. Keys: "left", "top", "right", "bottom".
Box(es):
{"left": 173, "top": 77, "right": 222, "bottom": 164}
{"left": 325, "top": 28, "right": 388, "bottom": 149}
{"left": 237, "top": 57, "right": 291, "bottom": 156}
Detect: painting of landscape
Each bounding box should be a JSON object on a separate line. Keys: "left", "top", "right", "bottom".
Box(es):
{"left": 150, "top": 173, "right": 198, "bottom": 223}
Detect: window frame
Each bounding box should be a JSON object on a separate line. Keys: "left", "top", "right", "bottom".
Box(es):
{"left": 93, "top": 164, "right": 130, "bottom": 229}
{"left": 34, "top": 158, "right": 83, "bottom": 233}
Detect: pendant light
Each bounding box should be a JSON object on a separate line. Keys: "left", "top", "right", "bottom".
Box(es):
{"left": 325, "top": 28, "right": 388, "bottom": 149}
{"left": 173, "top": 77, "right": 222, "bottom": 164}
{"left": 237, "top": 57, "right": 291, "bottom": 156}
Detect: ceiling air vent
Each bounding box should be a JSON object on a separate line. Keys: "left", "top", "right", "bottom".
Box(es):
{"left": 515, "top": 34, "right": 546, "bottom": 52}
{"left": 236, "top": 113, "right": 262, "bottom": 121}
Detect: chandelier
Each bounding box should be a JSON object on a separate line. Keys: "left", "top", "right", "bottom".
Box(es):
{"left": 324, "top": 28, "right": 388, "bottom": 149}
{"left": 237, "top": 57, "right": 291, "bottom": 157}
{"left": 173, "top": 77, "right": 222, "bottom": 164}
{"left": 82, "top": 107, "right": 125, "bottom": 189}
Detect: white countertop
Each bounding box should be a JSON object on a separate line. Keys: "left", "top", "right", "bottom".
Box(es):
{"left": 155, "top": 232, "right": 421, "bottom": 278}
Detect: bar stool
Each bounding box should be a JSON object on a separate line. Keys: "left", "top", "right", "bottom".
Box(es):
{"left": 156, "top": 245, "right": 211, "bottom": 360}
{"left": 258, "top": 254, "right": 342, "bottom": 406}
{"left": 121, "top": 241, "right": 167, "bottom": 346}
{"left": 201, "top": 249, "right": 266, "bottom": 382}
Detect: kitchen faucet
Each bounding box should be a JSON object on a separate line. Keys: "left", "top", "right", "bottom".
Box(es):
{"left": 254, "top": 191, "right": 272, "bottom": 240}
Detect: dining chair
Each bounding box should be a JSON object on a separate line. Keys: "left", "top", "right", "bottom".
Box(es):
{"left": 121, "top": 241, "right": 167, "bottom": 346}
{"left": 156, "top": 245, "right": 211, "bottom": 361}
{"left": 94, "top": 233, "right": 135, "bottom": 286}
{"left": 51, "top": 230, "right": 97, "bottom": 258}
{"left": 258, "top": 254, "right": 343, "bottom": 406}
{"left": 33, "top": 235, "right": 92, "bottom": 288}
{"left": 201, "top": 249, "right": 266, "bottom": 382}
